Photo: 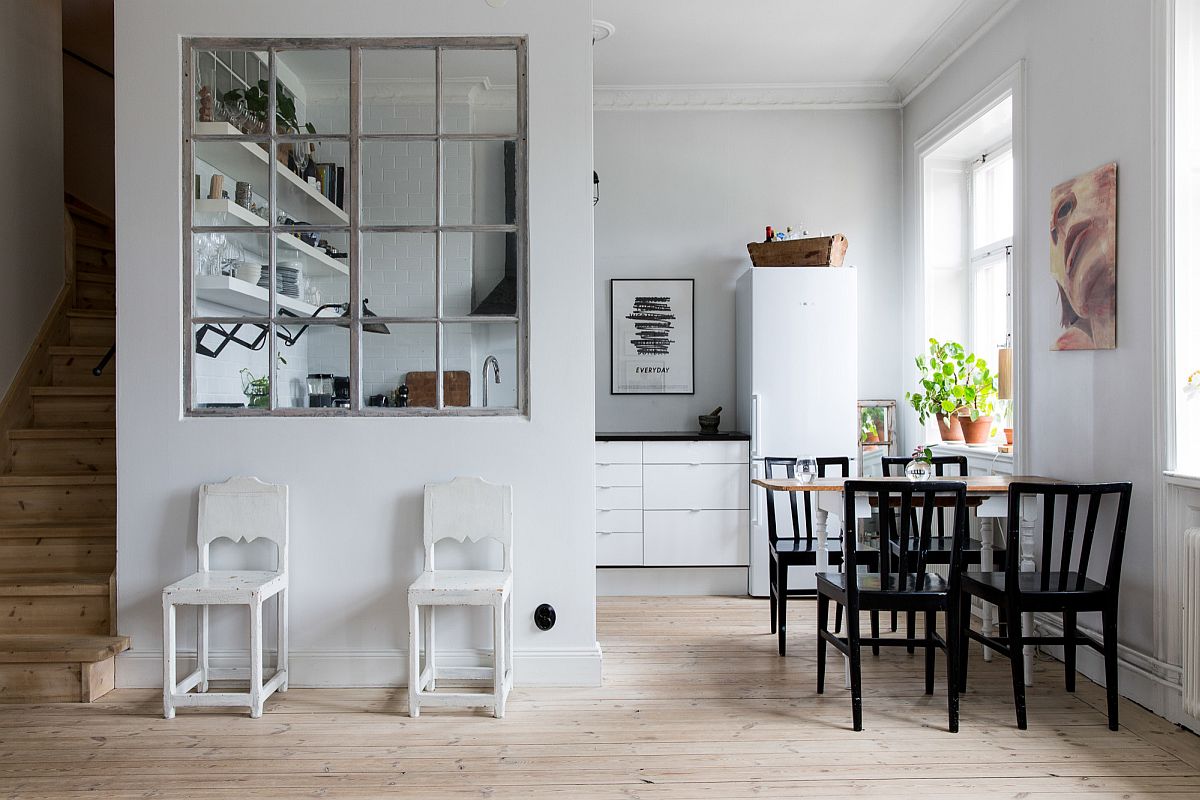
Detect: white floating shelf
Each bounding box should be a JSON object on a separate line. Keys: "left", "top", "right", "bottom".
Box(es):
{"left": 195, "top": 274, "right": 318, "bottom": 317}
{"left": 193, "top": 199, "right": 349, "bottom": 278}
{"left": 194, "top": 122, "right": 349, "bottom": 226}
{"left": 194, "top": 198, "right": 267, "bottom": 227}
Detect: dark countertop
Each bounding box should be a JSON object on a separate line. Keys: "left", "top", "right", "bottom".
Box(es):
{"left": 596, "top": 431, "right": 751, "bottom": 442}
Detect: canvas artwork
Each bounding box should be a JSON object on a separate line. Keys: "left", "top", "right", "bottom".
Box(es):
{"left": 610, "top": 279, "right": 694, "bottom": 394}
{"left": 1050, "top": 161, "right": 1117, "bottom": 351}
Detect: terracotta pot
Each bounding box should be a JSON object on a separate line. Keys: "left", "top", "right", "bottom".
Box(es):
{"left": 865, "top": 432, "right": 880, "bottom": 443}
{"left": 935, "top": 412, "right": 964, "bottom": 442}
{"left": 1004, "top": 428, "right": 1014, "bottom": 446}
{"left": 958, "top": 415, "right": 993, "bottom": 445}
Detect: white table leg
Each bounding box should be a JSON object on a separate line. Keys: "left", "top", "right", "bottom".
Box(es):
{"left": 1019, "top": 499, "right": 1037, "bottom": 686}
{"left": 815, "top": 507, "right": 830, "bottom": 574}
{"left": 979, "top": 516, "right": 995, "bottom": 662}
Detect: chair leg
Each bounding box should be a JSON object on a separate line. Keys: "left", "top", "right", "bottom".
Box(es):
{"left": 1102, "top": 604, "right": 1120, "bottom": 731}
{"left": 891, "top": 610, "right": 898, "bottom": 633}
{"left": 958, "top": 590, "right": 972, "bottom": 692}
{"left": 162, "top": 598, "right": 176, "bottom": 720}
{"left": 1063, "top": 610, "right": 1077, "bottom": 693}
{"left": 493, "top": 599, "right": 506, "bottom": 719}
{"left": 408, "top": 601, "right": 421, "bottom": 718}
{"left": 1006, "top": 602, "right": 1027, "bottom": 730}
{"left": 848, "top": 606, "right": 864, "bottom": 732}
{"left": 924, "top": 610, "right": 936, "bottom": 696}
{"left": 907, "top": 610, "right": 917, "bottom": 655}
{"left": 835, "top": 599, "right": 843, "bottom": 634}
{"left": 870, "top": 610, "right": 880, "bottom": 657}
{"left": 777, "top": 563, "right": 788, "bottom": 656}
{"left": 816, "top": 593, "right": 829, "bottom": 694}
{"left": 505, "top": 593, "right": 514, "bottom": 690}
{"left": 768, "top": 558, "right": 777, "bottom": 634}
{"left": 425, "top": 605, "right": 436, "bottom": 691}
{"left": 278, "top": 588, "right": 289, "bottom": 692}
{"left": 946, "top": 603, "right": 960, "bottom": 733}
{"left": 198, "top": 604, "right": 209, "bottom": 693}
{"left": 249, "top": 598, "right": 264, "bottom": 719}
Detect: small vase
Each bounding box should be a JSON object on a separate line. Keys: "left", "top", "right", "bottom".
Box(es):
{"left": 905, "top": 460, "right": 933, "bottom": 481}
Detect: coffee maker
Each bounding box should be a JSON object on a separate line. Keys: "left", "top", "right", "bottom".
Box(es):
{"left": 333, "top": 375, "right": 351, "bottom": 408}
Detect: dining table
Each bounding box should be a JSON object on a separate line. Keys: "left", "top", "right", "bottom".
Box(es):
{"left": 750, "top": 474, "right": 1065, "bottom": 685}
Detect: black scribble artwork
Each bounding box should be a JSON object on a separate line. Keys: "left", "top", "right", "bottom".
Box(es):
{"left": 626, "top": 296, "right": 676, "bottom": 356}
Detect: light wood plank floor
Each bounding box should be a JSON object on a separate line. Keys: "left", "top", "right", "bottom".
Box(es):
{"left": 2, "top": 595, "right": 1199, "bottom": 799}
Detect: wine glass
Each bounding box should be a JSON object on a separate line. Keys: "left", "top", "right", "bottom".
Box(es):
{"left": 796, "top": 455, "right": 818, "bottom": 484}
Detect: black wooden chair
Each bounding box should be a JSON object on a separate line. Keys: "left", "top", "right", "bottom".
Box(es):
{"left": 880, "top": 455, "right": 1005, "bottom": 651}
{"left": 958, "top": 481, "right": 1132, "bottom": 731}
{"left": 765, "top": 457, "right": 877, "bottom": 656}
{"left": 817, "top": 479, "right": 968, "bottom": 732}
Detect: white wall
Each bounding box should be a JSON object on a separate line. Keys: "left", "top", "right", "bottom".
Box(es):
{"left": 594, "top": 109, "right": 902, "bottom": 432}
{"left": 901, "top": 0, "right": 1167, "bottom": 707}
{"left": 0, "top": 0, "right": 64, "bottom": 396}
{"left": 114, "top": 0, "right": 597, "bottom": 686}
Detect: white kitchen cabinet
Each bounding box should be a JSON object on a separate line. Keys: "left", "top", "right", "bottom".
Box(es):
{"left": 595, "top": 435, "right": 749, "bottom": 569}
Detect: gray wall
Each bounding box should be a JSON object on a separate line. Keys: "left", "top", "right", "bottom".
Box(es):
{"left": 594, "top": 109, "right": 902, "bottom": 432}
{"left": 0, "top": 0, "right": 65, "bottom": 397}
{"left": 901, "top": 0, "right": 1158, "bottom": 655}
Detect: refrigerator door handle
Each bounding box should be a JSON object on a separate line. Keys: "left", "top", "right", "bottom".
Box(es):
{"left": 750, "top": 460, "right": 763, "bottom": 526}
{"left": 751, "top": 394, "right": 761, "bottom": 458}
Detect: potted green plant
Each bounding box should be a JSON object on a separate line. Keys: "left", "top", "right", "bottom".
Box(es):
{"left": 905, "top": 338, "right": 967, "bottom": 442}
{"left": 239, "top": 367, "right": 270, "bottom": 408}
{"left": 860, "top": 406, "right": 884, "bottom": 444}
{"left": 222, "top": 80, "right": 316, "bottom": 135}
{"left": 954, "top": 354, "right": 997, "bottom": 445}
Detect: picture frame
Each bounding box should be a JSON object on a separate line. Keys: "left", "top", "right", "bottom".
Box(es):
{"left": 610, "top": 278, "right": 695, "bottom": 395}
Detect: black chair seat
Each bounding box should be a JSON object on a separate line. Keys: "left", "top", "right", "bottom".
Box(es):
{"left": 817, "top": 571, "right": 951, "bottom": 609}
{"left": 961, "top": 571, "right": 1107, "bottom": 610}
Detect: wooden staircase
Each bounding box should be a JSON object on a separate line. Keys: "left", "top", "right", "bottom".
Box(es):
{"left": 0, "top": 196, "right": 127, "bottom": 702}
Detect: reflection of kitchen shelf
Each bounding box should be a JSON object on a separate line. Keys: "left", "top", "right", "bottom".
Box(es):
{"left": 195, "top": 274, "right": 318, "bottom": 316}
{"left": 194, "top": 122, "right": 349, "bottom": 225}
{"left": 194, "top": 199, "right": 349, "bottom": 277}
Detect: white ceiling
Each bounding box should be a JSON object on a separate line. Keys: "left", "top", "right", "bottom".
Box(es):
{"left": 592, "top": 0, "right": 1014, "bottom": 104}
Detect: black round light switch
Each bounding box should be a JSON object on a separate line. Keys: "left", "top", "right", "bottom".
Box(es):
{"left": 533, "top": 603, "right": 556, "bottom": 631}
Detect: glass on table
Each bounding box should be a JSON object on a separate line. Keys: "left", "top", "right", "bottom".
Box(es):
{"left": 796, "top": 455, "right": 818, "bottom": 483}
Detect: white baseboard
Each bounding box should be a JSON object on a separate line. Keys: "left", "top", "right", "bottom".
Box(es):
{"left": 119, "top": 642, "right": 603, "bottom": 689}
{"left": 1031, "top": 613, "right": 1198, "bottom": 731}
{"left": 598, "top": 566, "right": 748, "bottom": 596}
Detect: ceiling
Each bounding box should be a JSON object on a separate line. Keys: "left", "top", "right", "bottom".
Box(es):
{"left": 591, "top": 0, "right": 1014, "bottom": 104}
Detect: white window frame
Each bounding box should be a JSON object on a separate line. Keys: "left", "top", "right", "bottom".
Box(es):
{"left": 967, "top": 142, "right": 1014, "bottom": 358}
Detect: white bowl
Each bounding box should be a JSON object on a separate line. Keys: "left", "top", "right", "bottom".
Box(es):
{"left": 234, "top": 262, "right": 262, "bottom": 285}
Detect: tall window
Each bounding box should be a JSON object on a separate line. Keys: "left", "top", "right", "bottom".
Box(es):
{"left": 1177, "top": 4, "right": 1200, "bottom": 473}
{"left": 184, "top": 39, "right": 527, "bottom": 415}
{"left": 969, "top": 147, "right": 1013, "bottom": 357}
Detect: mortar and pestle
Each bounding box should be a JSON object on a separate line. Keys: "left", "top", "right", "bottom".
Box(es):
{"left": 698, "top": 406, "right": 723, "bottom": 435}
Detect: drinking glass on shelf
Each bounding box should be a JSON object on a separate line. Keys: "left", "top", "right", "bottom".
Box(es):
{"left": 796, "top": 455, "right": 818, "bottom": 484}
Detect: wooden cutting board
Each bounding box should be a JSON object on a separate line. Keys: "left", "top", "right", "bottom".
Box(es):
{"left": 405, "top": 371, "right": 471, "bottom": 407}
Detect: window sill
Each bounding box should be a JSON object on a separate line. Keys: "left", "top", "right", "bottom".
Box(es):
{"left": 930, "top": 442, "right": 1014, "bottom": 464}
{"left": 1164, "top": 471, "right": 1200, "bottom": 490}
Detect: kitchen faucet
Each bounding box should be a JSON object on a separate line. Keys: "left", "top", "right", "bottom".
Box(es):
{"left": 482, "top": 355, "right": 501, "bottom": 407}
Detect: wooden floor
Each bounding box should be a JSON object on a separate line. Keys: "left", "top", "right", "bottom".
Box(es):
{"left": 2, "top": 596, "right": 1199, "bottom": 799}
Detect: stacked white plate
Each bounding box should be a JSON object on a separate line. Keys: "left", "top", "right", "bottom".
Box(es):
{"left": 257, "top": 261, "right": 302, "bottom": 299}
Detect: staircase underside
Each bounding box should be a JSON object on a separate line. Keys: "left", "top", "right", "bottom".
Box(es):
{"left": 0, "top": 197, "right": 126, "bottom": 703}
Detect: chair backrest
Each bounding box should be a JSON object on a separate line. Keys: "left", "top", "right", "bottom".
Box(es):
{"left": 881, "top": 455, "right": 966, "bottom": 544}
{"left": 842, "top": 479, "right": 967, "bottom": 601}
{"left": 197, "top": 476, "right": 289, "bottom": 574}
{"left": 1005, "top": 482, "right": 1132, "bottom": 593}
{"left": 423, "top": 476, "right": 513, "bottom": 573}
{"left": 763, "top": 456, "right": 849, "bottom": 543}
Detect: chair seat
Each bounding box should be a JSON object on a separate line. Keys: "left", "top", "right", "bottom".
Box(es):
{"left": 163, "top": 570, "right": 286, "bottom": 603}
{"left": 408, "top": 569, "right": 512, "bottom": 603}
{"left": 960, "top": 571, "right": 1107, "bottom": 610}
{"left": 817, "top": 571, "right": 950, "bottom": 595}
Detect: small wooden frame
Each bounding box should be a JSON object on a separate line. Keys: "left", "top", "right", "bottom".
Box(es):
{"left": 747, "top": 234, "right": 848, "bottom": 267}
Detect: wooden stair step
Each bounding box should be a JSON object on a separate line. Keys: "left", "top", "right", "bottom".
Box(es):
{"left": 0, "top": 522, "right": 115, "bottom": 539}
{"left": 0, "top": 634, "right": 129, "bottom": 663}
{"left": 74, "top": 236, "right": 115, "bottom": 253}
{"left": 48, "top": 347, "right": 114, "bottom": 387}
{"left": 65, "top": 310, "right": 115, "bottom": 348}
{"left": 9, "top": 427, "right": 115, "bottom": 440}
{"left": 65, "top": 309, "right": 115, "bottom": 320}
{"left": 0, "top": 475, "right": 116, "bottom": 524}
{"left": 0, "top": 523, "right": 116, "bottom": 576}
{"left": 0, "top": 573, "right": 112, "bottom": 596}
{"left": 0, "top": 473, "right": 115, "bottom": 486}
{"left": 0, "top": 633, "right": 126, "bottom": 703}
{"left": 30, "top": 387, "right": 115, "bottom": 428}
{"left": 76, "top": 271, "right": 114, "bottom": 285}
{"left": 29, "top": 387, "right": 115, "bottom": 398}
{"left": 65, "top": 198, "right": 114, "bottom": 228}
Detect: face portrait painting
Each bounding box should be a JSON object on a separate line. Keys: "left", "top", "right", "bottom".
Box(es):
{"left": 1049, "top": 162, "right": 1117, "bottom": 350}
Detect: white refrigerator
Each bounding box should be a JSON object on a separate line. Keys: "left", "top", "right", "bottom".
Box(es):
{"left": 735, "top": 266, "right": 858, "bottom": 597}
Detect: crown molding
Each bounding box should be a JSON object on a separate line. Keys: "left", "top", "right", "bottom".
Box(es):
{"left": 891, "top": 0, "right": 1020, "bottom": 105}
{"left": 593, "top": 82, "right": 900, "bottom": 112}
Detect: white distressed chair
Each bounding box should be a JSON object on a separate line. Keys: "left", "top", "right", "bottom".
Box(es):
{"left": 408, "top": 476, "right": 514, "bottom": 718}
{"left": 162, "top": 476, "right": 289, "bottom": 719}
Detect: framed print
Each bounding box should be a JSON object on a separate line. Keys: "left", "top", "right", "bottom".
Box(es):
{"left": 1050, "top": 161, "right": 1117, "bottom": 350}
{"left": 610, "top": 278, "right": 694, "bottom": 395}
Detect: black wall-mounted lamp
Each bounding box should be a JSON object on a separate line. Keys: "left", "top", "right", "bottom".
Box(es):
{"left": 195, "top": 299, "right": 389, "bottom": 359}
{"left": 593, "top": 170, "right": 600, "bottom": 206}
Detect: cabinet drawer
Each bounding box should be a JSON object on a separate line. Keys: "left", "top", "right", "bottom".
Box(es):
{"left": 595, "top": 508, "right": 642, "bottom": 533}
{"left": 643, "top": 440, "right": 748, "bottom": 465}
{"left": 596, "top": 485, "right": 642, "bottom": 510}
{"left": 596, "top": 441, "right": 642, "bottom": 465}
{"left": 643, "top": 510, "right": 749, "bottom": 566}
{"left": 595, "top": 463, "right": 641, "bottom": 488}
{"left": 597, "top": 531, "right": 643, "bottom": 566}
{"left": 643, "top": 463, "right": 748, "bottom": 510}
